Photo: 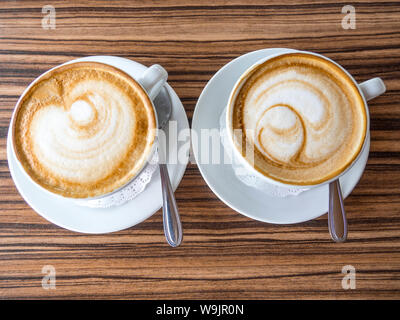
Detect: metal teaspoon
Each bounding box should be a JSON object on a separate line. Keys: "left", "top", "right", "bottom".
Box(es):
{"left": 154, "top": 86, "right": 183, "bottom": 247}
{"left": 328, "top": 179, "right": 347, "bottom": 242}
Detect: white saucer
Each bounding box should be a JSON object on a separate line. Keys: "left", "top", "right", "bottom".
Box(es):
{"left": 191, "top": 48, "right": 370, "bottom": 224}
{"left": 7, "top": 56, "right": 189, "bottom": 234}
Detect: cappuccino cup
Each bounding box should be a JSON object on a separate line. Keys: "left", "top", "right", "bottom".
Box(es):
{"left": 226, "top": 49, "right": 386, "bottom": 189}
{"left": 10, "top": 57, "right": 168, "bottom": 199}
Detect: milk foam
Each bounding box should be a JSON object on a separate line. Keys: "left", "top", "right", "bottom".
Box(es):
{"left": 232, "top": 54, "right": 366, "bottom": 185}
{"left": 255, "top": 106, "right": 304, "bottom": 163}
{"left": 244, "top": 69, "right": 350, "bottom": 167}
{"left": 14, "top": 62, "right": 156, "bottom": 198}
{"left": 30, "top": 80, "right": 136, "bottom": 183}
{"left": 69, "top": 99, "right": 94, "bottom": 125}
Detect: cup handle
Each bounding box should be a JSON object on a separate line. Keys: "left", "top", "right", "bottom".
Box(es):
{"left": 138, "top": 64, "right": 168, "bottom": 100}
{"left": 359, "top": 77, "right": 386, "bottom": 102}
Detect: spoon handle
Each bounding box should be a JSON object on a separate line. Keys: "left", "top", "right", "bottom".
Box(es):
{"left": 328, "top": 179, "right": 348, "bottom": 242}
{"left": 160, "top": 163, "right": 182, "bottom": 247}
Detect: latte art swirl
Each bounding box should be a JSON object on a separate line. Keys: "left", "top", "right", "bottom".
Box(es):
{"left": 252, "top": 77, "right": 348, "bottom": 168}
{"left": 13, "top": 62, "right": 156, "bottom": 198}
{"left": 232, "top": 53, "right": 366, "bottom": 185}
{"left": 31, "top": 83, "right": 136, "bottom": 183}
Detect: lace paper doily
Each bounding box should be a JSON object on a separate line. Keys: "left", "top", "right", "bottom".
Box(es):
{"left": 74, "top": 150, "right": 159, "bottom": 208}
{"left": 219, "top": 108, "right": 308, "bottom": 198}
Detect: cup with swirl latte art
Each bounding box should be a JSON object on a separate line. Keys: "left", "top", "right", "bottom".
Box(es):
{"left": 226, "top": 51, "right": 385, "bottom": 187}
{"left": 11, "top": 60, "right": 168, "bottom": 199}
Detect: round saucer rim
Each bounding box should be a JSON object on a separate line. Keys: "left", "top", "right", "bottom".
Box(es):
{"left": 191, "top": 48, "right": 369, "bottom": 224}
{"left": 7, "top": 56, "right": 189, "bottom": 234}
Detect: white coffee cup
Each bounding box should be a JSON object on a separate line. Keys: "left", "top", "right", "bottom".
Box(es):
{"left": 226, "top": 49, "right": 386, "bottom": 189}
{"left": 10, "top": 57, "right": 168, "bottom": 200}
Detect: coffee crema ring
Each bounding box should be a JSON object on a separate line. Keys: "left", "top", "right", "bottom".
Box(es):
{"left": 13, "top": 62, "right": 156, "bottom": 198}
{"left": 231, "top": 53, "right": 367, "bottom": 185}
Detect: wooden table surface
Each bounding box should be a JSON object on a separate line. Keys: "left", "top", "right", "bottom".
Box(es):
{"left": 0, "top": 0, "right": 399, "bottom": 300}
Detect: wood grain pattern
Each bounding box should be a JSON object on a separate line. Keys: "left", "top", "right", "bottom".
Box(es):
{"left": 0, "top": 0, "right": 400, "bottom": 299}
